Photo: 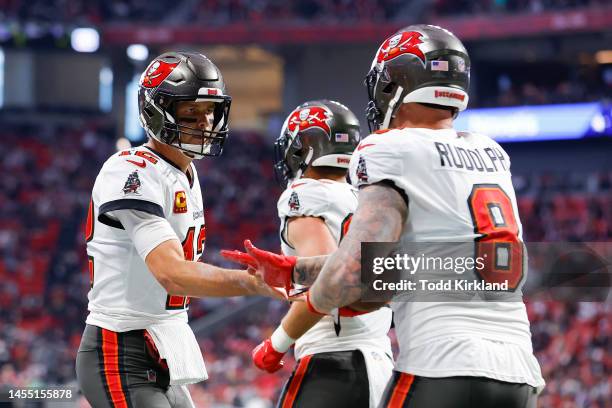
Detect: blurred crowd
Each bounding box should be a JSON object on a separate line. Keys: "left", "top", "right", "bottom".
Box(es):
{"left": 488, "top": 79, "right": 606, "bottom": 108}
{"left": 528, "top": 301, "right": 610, "bottom": 407}
{"left": 0, "top": 123, "right": 115, "bottom": 388}
{"left": 431, "top": 0, "right": 605, "bottom": 16}
{"left": 0, "top": 123, "right": 610, "bottom": 407}
{"left": 188, "top": 302, "right": 295, "bottom": 407}
{"left": 480, "top": 74, "right": 612, "bottom": 108}
{"left": 190, "top": 0, "right": 403, "bottom": 25}
{"left": 514, "top": 171, "right": 612, "bottom": 242}
{"left": 0, "top": 0, "right": 605, "bottom": 25}
{"left": 0, "top": 0, "right": 402, "bottom": 25}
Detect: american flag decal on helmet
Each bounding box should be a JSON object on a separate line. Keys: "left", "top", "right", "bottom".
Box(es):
{"left": 335, "top": 133, "right": 349, "bottom": 143}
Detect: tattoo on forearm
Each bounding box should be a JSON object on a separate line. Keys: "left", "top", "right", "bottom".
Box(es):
{"left": 294, "top": 255, "right": 328, "bottom": 285}
{"left": 310, "top": 183, "right": 408, "bottom": 311}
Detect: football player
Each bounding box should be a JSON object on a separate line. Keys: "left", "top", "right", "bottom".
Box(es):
{"left": 250, "top": 100, "right": 392, "bottom": 407}
{"left": 76, "top": 52, "right": 283, "bottom": 408}
{"left": 224, "top": 25, "right": 545, "bottom": 407}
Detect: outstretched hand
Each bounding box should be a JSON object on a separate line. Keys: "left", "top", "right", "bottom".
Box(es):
{"left": 221, "top": 240, "right": 298, "bottom": 296}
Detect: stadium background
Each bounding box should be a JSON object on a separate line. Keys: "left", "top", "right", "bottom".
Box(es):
{"left": 0, "top": 0, "right": 610, "bottom": 407}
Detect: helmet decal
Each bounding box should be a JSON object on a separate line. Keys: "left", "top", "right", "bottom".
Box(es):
{"left": 140, "top": 60, "right": 179, "bottom": 88}
{"left": 286, "top": 106, "right": 333, "bottom": 139}
{"left": 376, "top": 31, "right": 426, "bottom": 66}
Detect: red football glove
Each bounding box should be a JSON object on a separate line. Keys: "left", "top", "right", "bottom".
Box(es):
{"left": 219, "top": 249, "right": 257, "bottom": 271}
{"left": 252, "top": 338, "right": 285, "bottom": 373}
{"left": 221, "top": 240, "right": 296, "bottom": 294}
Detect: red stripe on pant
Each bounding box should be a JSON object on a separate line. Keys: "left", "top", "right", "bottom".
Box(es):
{"left": 101, "top": 329, "right": 129, "bottom": 408}
{"left": 387, "top": 373, "right": 415, "bottom": 408}
{"left": 281, "top": 355, "right": 313, "bottom": 408}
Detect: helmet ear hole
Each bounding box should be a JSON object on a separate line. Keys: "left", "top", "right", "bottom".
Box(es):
{"left": 292, "top": 149, "right": 304, "bottom": 160}
{"left": 382, "top": 83, "right": 395, "bottom": 94}
{"left": 143, "top": 106, "right": 154, "bottom": 119}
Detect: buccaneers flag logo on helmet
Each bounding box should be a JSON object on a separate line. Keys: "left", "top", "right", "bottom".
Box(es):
{"left": 286, "top": 106, "right": 333, "bottom": 138}
{"left": 141, "top": 59, "right": 179, "bottom": 88}
{"left": 376, "top": 31, "right": 426, "bottom": 66}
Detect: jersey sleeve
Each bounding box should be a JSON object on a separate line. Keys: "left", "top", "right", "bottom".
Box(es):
{"left": 94, "top": 155, "right": 167, "bottom": 219}
{"left": 112, "top": 209, "right": 178, "bottom": 261}
{"left": 277, "top": 181, "right": 332, "bottom": 249}
{"left": 277, "top": 180, "right": 330, "bottom": 221}
{"left": 348, "top": 134, "right": 409, "bottom": 205}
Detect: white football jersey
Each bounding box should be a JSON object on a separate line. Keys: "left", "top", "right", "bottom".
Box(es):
{"left": 349, "top": 128, "right": 544, "bottom": 389}
{"left": 278, "top": 178, "right": 393, "bottom": 360}
{"left": 85, "top": 146, "right": 206, "bottom": 332}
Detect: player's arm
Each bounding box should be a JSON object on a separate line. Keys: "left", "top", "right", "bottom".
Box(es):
{"left": 293, "top": 255, "right": 329, "bottom": 285}
{"left": 308, "top": 183, "right": 407, "bottom": 314}
{"left": 252, "top": 216, "right": 337, "bottom": 372}
{"left": 114, "top": 209, "right": 279, "bottom": 298}
{"left": 145, "top": 239, "right": 273, "bottom": 297}
{"left": 282, "top": 216, "right": 337, "bottom": 335}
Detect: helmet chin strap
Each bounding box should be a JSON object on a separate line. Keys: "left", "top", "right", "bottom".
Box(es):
{"left": 294, "top": 147, "right": 314, "bottom": 180}
{"left": 381, "top": 85, "right": 404, "bottom": 130}
{"left": 179, "top": 147, "right": 205, "bottom": 160}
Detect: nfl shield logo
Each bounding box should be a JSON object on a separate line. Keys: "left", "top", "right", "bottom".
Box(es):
{"left": 288, "top": 191, "right": 300, "bottom": 211}
{"left": 457, "top": 59, "right": 466, "bottom": 72}
{"left": 356, "top": 156, "right": 368, "bottom": 183}
{"left": 122, "top": 171, "right": 142, "bottom": 195}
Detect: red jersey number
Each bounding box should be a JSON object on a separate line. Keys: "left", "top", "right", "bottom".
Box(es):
{"left": 166, "top": 225, "right": 206, "bottom": 310}
{"left": 340, "top": 213, "right": 354, "bottom": 242}
{"left": 85, "top": 199, "right": 95, "bottom": 287}
{"left": 467, "top": 184, "right": 524, "bottom": 291}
